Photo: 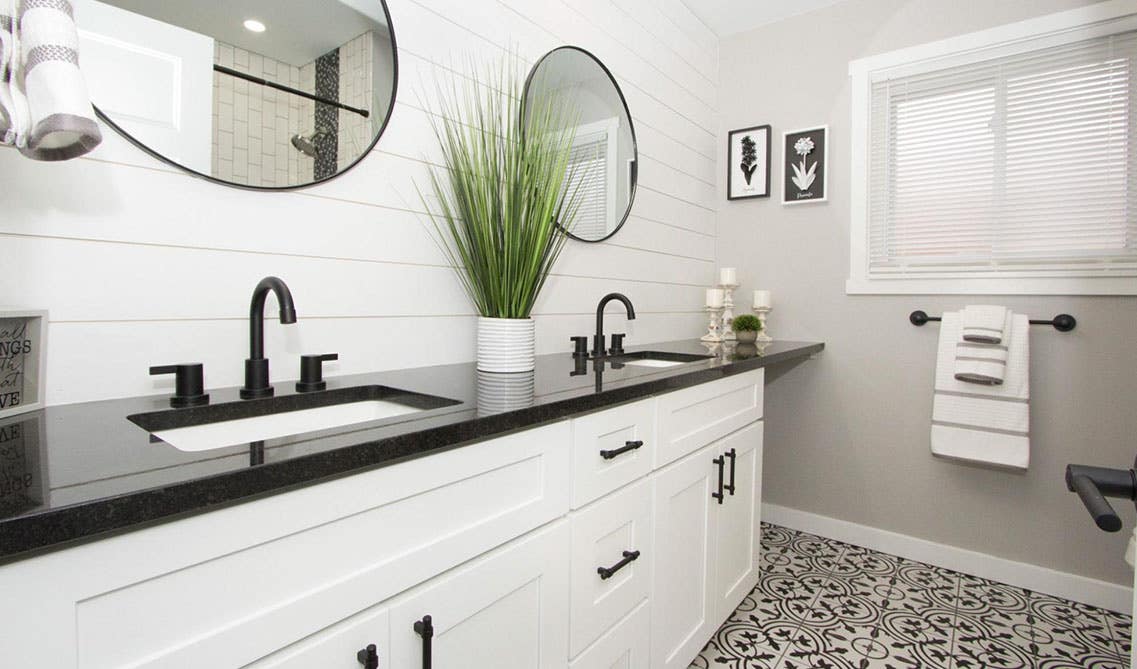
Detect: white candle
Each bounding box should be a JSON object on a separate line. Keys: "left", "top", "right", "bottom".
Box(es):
{"left": 719, "top": 267, "right": 737, "bottom": 285}
{"left": 706, "top": 288, "right": 724, "bottom": 308}
{"left": 753, "top": 290, "right": 771, "bottom": 309}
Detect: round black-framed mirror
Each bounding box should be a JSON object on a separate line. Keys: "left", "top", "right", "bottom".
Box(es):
{"left": 522, "top": 46, "right": 637, "bottom": 243}
{"left": 76, "top": 0, "right": 398, "bottom": 191}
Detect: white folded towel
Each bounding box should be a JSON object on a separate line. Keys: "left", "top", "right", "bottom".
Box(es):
{"left": 954, "top": 311, "right": 1011, "bottom": 385}
{"left": 16, "top": 0, "right": 100, "bottom": 160}
{"left": 960, "top": 305, "right": 1009, "bottom": 344}
{"left": 931, "top": 311, "right": 1030, "bottom": 470}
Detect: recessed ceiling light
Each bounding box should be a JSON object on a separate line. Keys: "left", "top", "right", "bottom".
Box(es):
{"left": 243, "top": 19, "right": 266, "bottom": 33}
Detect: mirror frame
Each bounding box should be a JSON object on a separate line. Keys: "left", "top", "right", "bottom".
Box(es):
{"left": 92, "top": 0, "right": 399, "bottom": 192}
{"left": 522, "top": 45, "right": 638, "bottom": 244}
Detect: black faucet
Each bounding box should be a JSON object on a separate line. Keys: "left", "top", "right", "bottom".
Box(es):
{"left": 593, "top": 293, "right": 636, "bottom": 357}
{"left": 240, "top": 276, "right": 297, "bottom": 399}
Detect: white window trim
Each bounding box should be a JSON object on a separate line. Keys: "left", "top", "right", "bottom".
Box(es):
{"left": 847, "top": 0, "right": 1137, "bottom": 296}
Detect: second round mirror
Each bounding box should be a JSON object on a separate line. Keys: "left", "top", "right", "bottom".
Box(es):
{"left": 523, "top": 47, "right": 637, "bottom": 243}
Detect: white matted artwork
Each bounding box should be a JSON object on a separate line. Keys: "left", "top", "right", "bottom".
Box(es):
{"left": 782, "top": 126, "right": 828, "bottom": 204}
{"left": 727, "top": 125, "right": 771, "bottom": 200}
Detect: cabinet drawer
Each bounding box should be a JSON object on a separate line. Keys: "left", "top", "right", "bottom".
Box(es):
{"left": 569, "top": 479, "right": 653, "bottom": 658}
{"left": 656, "top": 369, "right": 763, "bottom": 467}
{"left": 569, "top": 600, "right": 650, "bottom": 669}
{"left": 571, "top": 398, "right": 655, "bottom": 508}
{"left": 72, "top": 422, "right": 571, "bottom": 669}
{"left": 243, "top": 607, "right": 389, "bottom": 669}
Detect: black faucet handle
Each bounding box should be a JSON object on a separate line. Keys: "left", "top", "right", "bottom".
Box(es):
{"left": 570, "top": 336, "right": 589, "bottom": 357}
{"left": 297, "top": 353, "right": 338, "bottom": 392}
{"left": 150, "top": 363, "right": 209, "bottom": 408}
{"left": 609, "top": 333, "right": 626, "bottom": 355}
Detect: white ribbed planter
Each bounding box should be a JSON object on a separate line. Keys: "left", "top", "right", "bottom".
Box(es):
{"left": 476, "top": 317, "right": 535, "bottom": 372}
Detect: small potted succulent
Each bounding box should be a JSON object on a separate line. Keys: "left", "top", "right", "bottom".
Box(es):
{"left": 731, "top": 314, "right": 762, "bottom": 343}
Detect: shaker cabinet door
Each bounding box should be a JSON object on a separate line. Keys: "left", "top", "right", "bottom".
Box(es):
{"left": 388, "top": 521, "right": 571, "bottom": 669}
{"left": 713, "top": 421, "right": 763, "bottom": 622}
{"left": 651, "top": 442, "right": 721, "bottom": 669}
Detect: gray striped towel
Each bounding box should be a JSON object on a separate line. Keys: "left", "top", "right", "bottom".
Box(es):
{"left": 0, "top": 0, "right": 23, "bottom": 145}
{"left": 17, "top": 0, "right": 100, "bottom": 160}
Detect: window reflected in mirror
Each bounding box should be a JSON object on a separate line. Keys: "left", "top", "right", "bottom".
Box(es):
{"left": 524, "top": 47, "right": 637, "bottom": 242}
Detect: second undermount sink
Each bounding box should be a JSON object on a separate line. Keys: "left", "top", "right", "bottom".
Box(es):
{"left": 607, "top": 351, "right": 713, "bottom": 368}
{"left": 128, "top": 385, "right": 460, "bottom": 453}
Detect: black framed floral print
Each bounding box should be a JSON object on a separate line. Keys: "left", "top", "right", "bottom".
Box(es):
{"left": 782, "top": 126, "right": 828, "bottom": 204}
{"left": 727, "top": 125, "right": 771, "bottom": 200}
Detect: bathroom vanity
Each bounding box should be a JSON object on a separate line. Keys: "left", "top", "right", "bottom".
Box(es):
{"left": 0, "top": 340, "right": 821, "bottom": 668}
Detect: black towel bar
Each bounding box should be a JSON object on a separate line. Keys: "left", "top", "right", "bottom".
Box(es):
{"left": 909, "top": 310, "right": 1076, "bottom": 332}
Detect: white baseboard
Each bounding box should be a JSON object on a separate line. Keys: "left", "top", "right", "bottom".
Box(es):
{"left": 763, "top": 503, "right": 1133, "bottom": 614}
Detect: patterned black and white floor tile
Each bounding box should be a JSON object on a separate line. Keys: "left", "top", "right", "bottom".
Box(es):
{"left": 690, "top": 523, "right": 1131, "bottom": 669}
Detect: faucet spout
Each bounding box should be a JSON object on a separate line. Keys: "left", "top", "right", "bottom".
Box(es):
{"left": 242, "top": 276, "right": 297, "bottom": 399}
{"left": 249, "top": 276, "right": 297, "bottom": 359}
{"left": 593, "top": 293, "right": 636, "bottom": 357}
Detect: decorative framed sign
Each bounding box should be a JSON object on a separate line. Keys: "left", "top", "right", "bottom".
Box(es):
{"left": 727, "top": 125, "right": 771, "bottom": 200}
{"left": 782, "top": 126, "right": 828, "bottom": 204}
{"left": 0, "top": 310, "right": 47, "bottom": 419}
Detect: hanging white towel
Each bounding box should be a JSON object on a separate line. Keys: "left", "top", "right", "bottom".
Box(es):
{"left": 16, "top": 0, "right": 100, "bottom": 160}
{"left": 931, "top": 311, "right": 1030, "bottom": 470}
{"left": 960, "top": 305, "right": 1008, "bottom": 344}
{"left": 0, "top": 0, "right": 27, "bottom": 146}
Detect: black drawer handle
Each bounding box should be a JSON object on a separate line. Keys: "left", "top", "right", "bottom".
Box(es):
{"left": 600, "top": 440, "right": 643, "bottom": 460}
{"left": 356, "top": 643, "right": 379, "bottom": 669}
{"left": 725, "top": 448, "right": 737, "bottom": 496}
{"left": 712, "top": 455, "right": 725, "bottom": 504}
{"left": 413, "top": 615, "right": 433, "bottom": 669}
{"left": 597, "top": 550, "right": 641, "bottom": 580}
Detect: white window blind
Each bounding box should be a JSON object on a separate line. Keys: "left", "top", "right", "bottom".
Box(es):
{"left": 566, "top": 130, "right": 609, "bottom": 240}
{"left": 563, "top": 118, "right": 619, "bottom": 239}
{"left": 867, "top": 30, "right": 1137, "bottom": 279}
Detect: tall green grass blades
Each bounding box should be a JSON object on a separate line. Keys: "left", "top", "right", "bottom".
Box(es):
{"left": 419, "top": 56, "right": 582, "bottom": 320}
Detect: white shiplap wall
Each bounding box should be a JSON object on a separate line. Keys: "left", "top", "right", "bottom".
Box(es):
{"left": 0, "top": 0, "right": 719, "bottom": 405}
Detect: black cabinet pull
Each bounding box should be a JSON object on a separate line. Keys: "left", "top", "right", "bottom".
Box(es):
{"left": 725, "top": 448, "right": 737, "bottom": 496}
{"left": 597, "top": 550, "right": 641, "bottom": 580}
{"left": 414, "top": 615, "right": 433, "bottom": 669}
{"left": 356, "top": 643, "right": 379, "bottom": 669}
{"left": 600, "top": 440, "right": 643, "bottom": 460}
{"left": 712, "top": 455, "right": 725, "bottom": 504}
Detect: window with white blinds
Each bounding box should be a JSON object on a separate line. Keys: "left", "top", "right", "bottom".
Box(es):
{"left": 563, "top": 118, "right": 618, "bottom": 239}
{"left": 849, "top": 6, "right": 1137, "bottom": 295}
{"left": 566, "top": 133, "right": 609, "bottom": 240}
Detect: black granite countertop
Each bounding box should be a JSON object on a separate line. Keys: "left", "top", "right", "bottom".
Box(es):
{"left": 0, "top": 339, "right": 822, "bottom": 563}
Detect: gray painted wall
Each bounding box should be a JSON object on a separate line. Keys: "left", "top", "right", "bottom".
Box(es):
{"left": 717, "top": 0, "right": 1137, "bottom": 586}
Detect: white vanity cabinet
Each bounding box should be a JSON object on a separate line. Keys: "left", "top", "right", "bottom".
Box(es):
{"left": 0, "top": 367, "right": 772, "bottom": 669}
{"left": 651, "top": 390, "right": 765, "bottom": 669}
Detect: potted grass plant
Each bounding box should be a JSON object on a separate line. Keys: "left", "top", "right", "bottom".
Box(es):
{"left": 420, "top": 59, "right": 582, "bottom": 372}
{"left": 731, "top": 314, "right": 762, "bottom": 343}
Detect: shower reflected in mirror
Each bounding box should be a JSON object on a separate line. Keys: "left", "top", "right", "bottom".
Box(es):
{"left": 74, "top": 0, "right": 398, "bottom": 190}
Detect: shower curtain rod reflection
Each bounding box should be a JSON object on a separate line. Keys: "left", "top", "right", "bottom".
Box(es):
{"left": 213, "top": 64, "right": 370, "bottom": 119}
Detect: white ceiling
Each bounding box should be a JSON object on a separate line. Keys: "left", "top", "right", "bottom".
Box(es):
{"left": 679, "top": 0, "right": 850, "bottom": 37}
{"left": 102, "top": 0, "right": 388, "bottom": 66}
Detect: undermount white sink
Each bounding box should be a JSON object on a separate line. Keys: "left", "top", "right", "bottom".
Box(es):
{"left": 619, "top": 358, "right": 687, "bottom": 368}
{"left": 605, "top": 350, "right": 713, "bottom": 369}
{"left": 152, "top": 400, "right": 424, "bottom": 452}
{"left": 130, "top": 385, "right": 460, "bottom": 453}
